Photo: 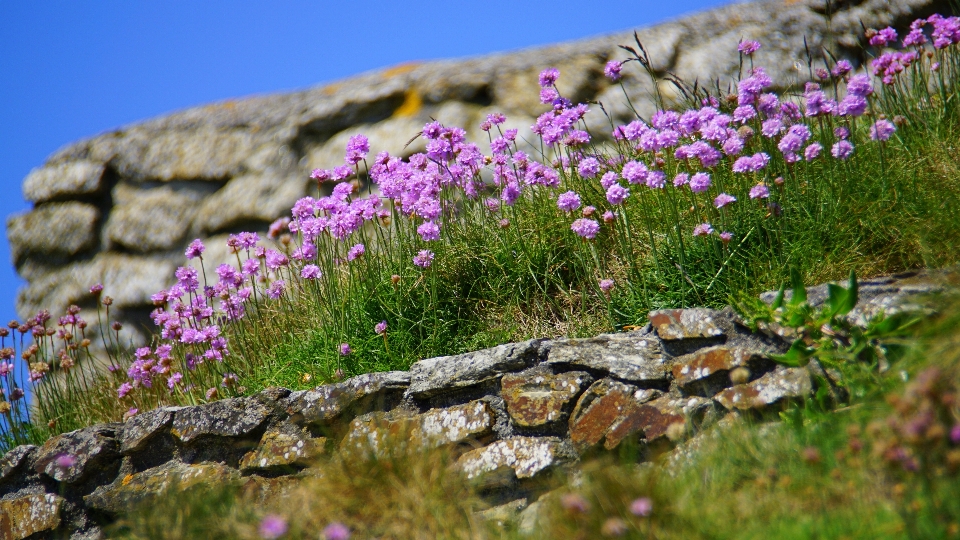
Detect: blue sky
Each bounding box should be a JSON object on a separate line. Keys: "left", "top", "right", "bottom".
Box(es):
{"left": 0, "top": 0, "right": 733, "bottom": 332}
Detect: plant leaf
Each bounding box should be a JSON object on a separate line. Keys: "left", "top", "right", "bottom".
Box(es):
{"left": 789, "top": 268, "right": 807, "bottom": 307}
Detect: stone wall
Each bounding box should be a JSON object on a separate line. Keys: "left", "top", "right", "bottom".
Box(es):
{"left": 0, "top": 270, "right": 947, "bottom": 539}
{"left": 6, "top": 0, "right": 951, "bottom": 346}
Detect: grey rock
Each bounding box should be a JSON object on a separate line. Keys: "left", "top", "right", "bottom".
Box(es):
{"left": 104, "top": 187, "right": 198, "bottom": 252}
{"left": 7, "top": 202, "right": 99, "bottom": 263}
{"left": 121, "top": 407, "right": 181, "bottom": 454}
{"left": 458, "top": 436, "right": 566, "bottom": 482}
{"left": 0, "top": 445, "right": 36, "bottom": 484}
{"left": 196, "top": 172, "right": 308, "bottom": 234}
{"left": 284, "top": 371, "right": 410, "bottom": 426}
{"left": 22, "top": 160, "right": 104, "bottom": 203}
{"left": 171, "top": 397, "right": 272, "bottom": 443}
{"left": 406, "top": 339, "right": 545, "bottom": 399}
{"left": 714, "top": 366, "right": 813, "bottom": 411}
{"left": 33, "top": 424, "right": 121, "bottom": 483}
{"left": 84, "top": 460, "right": 239, "bottom": 514}
{"left": 546, "top": 330, "right": 671, "bottom": 384}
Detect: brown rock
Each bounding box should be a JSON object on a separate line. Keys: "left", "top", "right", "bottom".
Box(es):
{"left": 0, "top": 493, "right": 63, "bottom": 539}
{"left": 648, "top": 308, "right": 729, "bottom": 340}
{"left": 501, "top": 370, "right": 592, "bottom": 427}
{"left": 671, "top": 346, "right": 772, "bottom": 395}
{"left": 341, "top": 400, "right": 494, "bottom": 455}
{"left": 121, "top": 407, "right": 181, "bottom": 454}
{"left": 84, "top": 460, "right": 239, "bottom": 514}
{"left": 568, "top": 379, "right": 663, "bottom": 452}
{"left": 714, "top": 367, "right": 813, "bottom": 411}
{"left": 458, "top": 436, "right": 565, "bottom": 482}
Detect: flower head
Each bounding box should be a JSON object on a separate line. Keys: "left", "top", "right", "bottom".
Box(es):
{"left": 870, "top": 119, "right": 896, "bottom": 141}
{"left": 693, "top": 223, "right": 714, "bottom": 237}
{"left": 301, "top": 265, "right": 321, "bottom": 279}
{"left": 375, "top": 321, "right": 388, "bottom": 335}
{"left": 604, "top": 60, "right": 624, "bottom": 81}
{"left": 831, "top": 140, "right": 855, "bottom": 160}
{"left": 599, "top": 279, "right": 615, "bottom": 293}
{"left": 185, "top": 239, "right": 205, "bottom": 259}
{"left": 749, "top": 183, "right": 770, "bottom": 199}
{"left": 538, "top": 67, "right": 559, "bottom": 87}
{"left": 323, "top": 522, "right": 351, "bottom": 540}
{"left": 413, "top": 250, "right": 434, "bottom": 268}
{"left": 259, "top": 515, "right": 288, "bottom": 539}
{"left": 571, "top": 218, "right": 600, "bottom": 240}
{"left": 606, "top": 184, "right": 630, "bottom": 206}
{"left": 557, "top": 191, "right": 582, "bottom": 212}
{"left": 738, "top": 40, "right": 761, "bottom": 55}
{"left": 339, "top": 343, "right": 351, "bottom": 356}
{"left": 630, "top": 497, "right": 653, "bottom": 516}
{"left": 714, "top": 193, "right": 737, "bottom": 208}
{"left": 689, "top": 172, "right": 712, "bottom": 193}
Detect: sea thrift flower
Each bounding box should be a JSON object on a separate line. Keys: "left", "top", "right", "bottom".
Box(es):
{"left": 557, "top": 191, "right": 582, "bottom": 212}
{"left": 571, "top": 218, "right": 600, "bottom": 239}
{"left": 118, "top": 382, "right": 133, "bottom": 398}
{"left": 673, "top": 173, "right": 689, "bottom": 187}
{"left": 259, "top": 515, "right": 288, "bottom": 539}
{"left": 602, "top": 210, "right": 615, "bottom": 223}
{"left": 834, "top": 126, "right": 850, "bottom": 139}
{"left": 604, "top": 60, "right": 623, "bottom": 81}
{"left": 621, "top": 161, "right": 648, "bottom": 184}
{"left": 832, "top": 140, "right": 855, "bottom": 160}
{"left": 578, "top": 157, "right": 600, "bottom": 178}
{"left": 539, "top": 67, "right": 559, "bottom": 87}
{"left": 185, "top": 239, "right": 205, "bottom": 259}
{"left": 599, "top": 279, "right": 615, "bottom": 293}
{"left": 413, "top": 250, "right": 434, "bottom": 268}
{"left": 606, "top": 184, "right": 630, "bottom": 205}
{"left": 375, "top": 321, "right": 387, "bottom": 335}
{"left": 339, "top": 343, "right": 351, "bottom": 356}
{"left": 630, "top": 497, "right": 653, "bottom": 516}
{"left": 267, "top": 280, "right": 286, "bottom": 299}
{"left": 720, "top": 231, "right": 733, "bottom": 243}
{"left": 417, "top": 221, "right": 441, "bottom": 241}
{"left": 582, "top": 206, "right": 596, "bottom": 217}
{"left": 600, "top": 171, "right": 619, "bottom": 189}
{"left": 167, "top": 372, "right": 182, "bottom": 389}
{"left": 832, "top": 60, "right": 852, "bottom": 77}
{"left": 301, "top": 265, "right": 321, "bottom": 279}
{"left": 870, "top": 119, "right": 896, "bottom": 141}
{"left": 689, "top": 172, "right": 712, "bottom": 193}
{"left": 738, "top": 40, "right": 761, "bottom": 55}
{"left": 560, "top": 493, "right": 590, "bottom": 514}
{"left": 714, "top": 193, "right": 737, "bottom": 208}
{"left": 693, "top": 223, "right": 714, "bottom": 237}
{"left": 323, "top": 522, "right": 351, "bottom": 540}
{"left": 749, "top": 183, "right": 770, "bottom": 199}
{"left": 804, "top": 143, "right": 823, "bottom": 161}
{"left": 646, "top": 170, "right": 666, "bottom": 189}
{"left": 869, "top": 26, "right": 898, "bottom": 47}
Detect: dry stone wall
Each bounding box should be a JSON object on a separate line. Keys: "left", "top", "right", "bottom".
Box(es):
{"left": 0, "top": 270, "right": 948, "bottom": 539}
{"left": 6, "top": 0, "right": 951, "bottom": 346}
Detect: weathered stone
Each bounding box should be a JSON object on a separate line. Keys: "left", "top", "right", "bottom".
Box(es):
{"left": 171, "top": 397, "right": 271, "bottom": 443}
{"left": 239, "top": 475, "right": 300, "bottom": 505}
{"left": 121, "top": 407, "right": 181, "bottom": 454}
{"left": 34, "top": 424, "right": 120, "bottom": 483}
{"left": 341, "top": 400, "right": 494, "bottom": 454}
{"left": 638, "top": 396, "right": 717, "bottom": 443}
{"left": 501, "top": 369, "right": 592, "bottom": 427}
{"left": 648, "top": 308, "right": 729, "bottom": 340}
{"left": 672, "top": 346, "right": 773, "bottom": 395}
{"left": 546, "top": 331, "right": 671, "bottom": 384}
{"left": 83, "top": 460, "right": 239, "bottom": 514}
{"left": 0, "top": 493, "right": 63, "bottom": 539}
{"left": 458, "top": 436, "right": 565, "bottom": 481}
{"left": 23, "top": 160, "right": 104, "bottom": 203}
{"left": 714, "top": 367, "right": 813, "bottom": 411}
{"left": 111, "top": 127, "right": 259, "bottom": 182}
{"left": 406, "top": 339, "right": 544, "bottom": 399}
{"left": 239, "top": 423, "right": 326, "bottom": 471}
{"left": 196, "top": 172, "right": 308, "bottom": 234}
{"left": 0, "top": 445, "right": 36, "bottom": 484}
{"left": 285, "top": 371, "right": 409, "bottom": 426}
{"left": 7, "top": 202, "right": 99, "bottom": 263}
{"left": 477, "top": 498, "right": 528, "bottom": 526}
{"left": 105, "top": 187, "right": 198, "bottom": 252}
{"left": 568, "top": 379, "right": 663, "bottom": 452}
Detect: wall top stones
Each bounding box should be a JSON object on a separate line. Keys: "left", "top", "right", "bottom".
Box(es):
{"left": 6, "top": 0, "right": 950, "bottom": 342}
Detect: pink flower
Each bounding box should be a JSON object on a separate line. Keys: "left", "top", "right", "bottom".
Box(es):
{"left": 693, "top": 223, "right": 714, "bottom": 237}
{"left": 413, "top": 250, "right": 434, "bottom": 268}
{"left": 557, "top": 191, "right": 582, "bottom": 212}
{"left": 571, "top": 218, "right": 600, "bottom": 239}
{"left": 301, "top": 265, "right": 322, "bottom": 279}
{"left": 599, "top": 279, "right": 615, "bottom": 293}
{"left": 375, "top": 321, "right": 387, "bottom": 335}
{"left": 749, "top": 184, "right": 770, "bottom": 199}
{"left": 259, "top": 515, "right": 288, "bottom": 539}
{"left": 714, "top": 193, "right": 737, "bottom": 208}
{"left": 630, "top": 497, "right": 653, "bottom": 516}
{"left": 339, "top": 343, "right": 351, "bottom": 356}
{"left": 323, "top": 522, "right": 351, "bottom": 540}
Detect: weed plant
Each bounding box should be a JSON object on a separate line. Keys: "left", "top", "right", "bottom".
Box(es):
{"left": 2, "top": 15, "right": 960, "bottom": 453}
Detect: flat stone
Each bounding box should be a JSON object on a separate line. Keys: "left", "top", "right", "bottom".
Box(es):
{"left": 406, "top": 339, "right": 544, "bottom": 399}
{"left": 648, "top": 308, "right": 729, "bottom": 340}
{"left": 196, "top": 172, "right": 308, "bottom": 234}
{"left": 33, "top": 424, "right": 120, "bottom": 483}
{"left": 341, "top": 400, "right": 494, "bottom": 455}
{"left": 285, "top": 371, "right": 409, "bottom": 427}
{"left": 23, "top": 160, "right": 104, "bottom": 203}
{"left": 546, "top": 330, "right": 671, "bottom": 384}
{"left": 714, "top": 367, "right": 813, "bottom": 411}
{"left": 121, "top": 407, "right": 181, "bottom": 454}
{"left": 501, "top": 369, "right": 592, "bottom": 427}
{"left": 111, "top": 126, "right": 258, "bottom": 182}
{"left": 7, "top": 202, "right": 99, "bottom": 263}
{"left": 171, "top": 397, "right": 272, "bottom": 443}
{"left": 84, "top": 460, "right": 239, "bottom": 514}
{"left": 239, "top": 424, "right": 326, "bottom": 471}
{"left": 568, "top": 379, "right": 663, "bottom": 452}
{"left": 239, "top": 475, "right": 300, "bottom": 505}
{"left": 0, "top": 493, "right": 63, "bottom": 539}
{"left": 477, "top": 498, "right": 528, "bottom": 526}
{"left": 104, "top": 187, "right": 198, "bottom": 252}
{"left": 671, "top": 346, "right": 773, "bottom": 394}
{"left": 0, "top": 445, "right": 36, "bottom": 483}
{"left": 638, "top": 396, "right": 717, "bottom": 443}
{"left": 458, "top": 436, "right": 564, "bottom": 481}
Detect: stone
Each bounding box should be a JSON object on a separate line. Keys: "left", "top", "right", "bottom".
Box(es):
{"left": 83, "top": 460, "right": 239, "bottom": 514}
{"left": 341, "top": 400, "right": 494, "bottom": 455}
{"left": 648, "top": 308, "right": 732, "bottom": 341}
{"left": 477, "top": 498, "right": 528, "bottom": 526}
{"left": 239, "top": 475, "right": 300, "bottom": 505}
{"left": 111, "top": 126, "right": 259, "bottom": 182}
{"left": 546, "top": 330, "right": 672, "bottom": 385}
{"left": 104, "top": 187, "right": 198, "bottom": 252}
{"left": 7, "top": 202, "right": 99, "bottom": 263}
{"left": 568, "top": 379, "right": 663, "bottom": 452}
{"left": 671, "top": 346, "right": 773, "bottom": 395}
{"left": 239, "top": 423, "right": 326, "bottom": 471}
{"left": 638, "top": 396, "right": 717, "bottom": 443}
{"left": 121, "top": 407, "right": 181, "bottom": 454}
{"left": 406, "top": 339, "right": 544, "bottom": 399}
{"left": 23, "top": 160, "right": 104, "bottom": 203}
{"left": 0, "top": 493, "right": 63, "bottom": 539}
{"left": 33, "top": 424, "right": 120, "bottom": 483}
{"left": 500, "top": 369, "right": 592, "bottom": 427}
{"left": 458, "top": 436, "right": 565, "bottom": 481}
{"left": 171, "top": 397, "right": 272, "bottom": 443}
{"left": 714, "top": 367, "right": 813, "bottom": 411}
{"left": 0, "top": 445, "right": 36, "bottom": 484}
{"left": 196, "top": 172, "right": 309, "bottom": 234}
{"left": 285, "top": 371, "right": 410, "bottom": 427}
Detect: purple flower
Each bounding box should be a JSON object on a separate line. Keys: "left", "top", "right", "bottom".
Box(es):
{"left": 346, "top": 243, "right": 365, "bottom": 262}
{"left": 689, "top": 172, "right": 712, "bottom": 193}
{"left": 738, "top": 40, "right": 761, "bottom": 55}
{"left": 578, "top": 157, "right": 600, "bottom": 178}
{"left": 167, "top": 372, "right": 182, "bottom": 390}
{"left": 571, "top": 218, "right": 600, "bottom": 240}
{"left": 600, "top": 171, "right": 620, "bottom": 189}
{"left": 323, "top": 522, "right": 351, "bottom": 540}
{"left": 539, "top": 67, "right": 559, "bottom": 87}
{"left": 869, "top": 26, "right": 898, "bottom": 47}
{"left": 606, "top": 184, "right": 630, "bottom": 206}
{"left": 301, "top": 265, "right": 322, "bottom": 279}
{"left": 749, "top": 183, "right": 770, "bottom": 199}
{"left": 242, "top": 258, "right": 260, "bottom": 277}
{"left": 719, "top": 231, "right": 733, "bottom": 243}
{"left": 630, "top": 497, "right": 653, "bottom": 517}
{"left": 673, "top": 173, "right": 689, "bottom": 187}
{"left": 539, "top": 87, "right": 559, "bottom": 104}
{"left": 693, "top": 223, "right": 714, "bottom": 237}
{"left": 413, "top": 250, "right": 434, "bottom": 268}
{"left": 487, "top": 112, "right": 506, "bottom": 125}
{"left": 175, "top": 267, "right": 200, "bottom": 293}
{"left": 55, "top": 454, "right": 77, "bottom": 469}
{"left": 733, "top": 105, "right": 756, "bottom": 123}
{"left": 836, "top": 94, "right": 867, "bottom": 117}
{"left": 621, "top": 161, "right": 648, "bottom": 185}
{"left": 339, "top": 343, "right": 351, "bottom": 356}
{"left": 646, "top": 170, "right": 666, "bottom": 189}
{"left": 846, "top": 74, "right": 874, "bottom": 97}
{"left": 714, "top": 193, "right": 737, "bottom": 208}
{"left": 375, "top": 321, "right": 387, "bottom": 335}
{"left": 599, "top": 279, "right": 614, "bottom": 293}
{"left": 604, "top": 60, "right": 623, "bottom": 81}
{"left": 557, "top": 191, "right": 582, "bottom": 212}
{"left": 870, "top": 119, "right": 896, "bottom": 141}
{"left": 259, "top": 515, "right": 288, "bottom": 539}
{"left": 267, "top": 280, "right": 286, "bottom": 299}
{"left": 118, "top": 381, "right": 133, "bottom": 398}
{"left": 804, "top": 143, "right": 823, "bottom": 161}
{"left": 185, "top": 239, "right": 205, "bottom": 259}
{"left": 834, "top": 126, "right": 850, "bottom": 140}
{"left": 831, "top": 140, "right": 855, "bottom": 160}
{"left": 832, "top": 60, "right": 852, "bottom": 77}
{"left": 950, "top": 424, "right": 960, "bottom": 444}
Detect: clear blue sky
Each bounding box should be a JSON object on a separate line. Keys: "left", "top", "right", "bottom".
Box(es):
{"left": 0, "top": 0, "right": 733, "bottom": 331}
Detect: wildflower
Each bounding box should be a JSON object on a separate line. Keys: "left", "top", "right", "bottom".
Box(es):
{"left": 602, "top": 210, "right": 615, "bottom": 223}
{"left": 118, "top": 382, "right": 133, "bottom": 399}
{"left": 733, "top": 105, "right": 756, "bottom": 123}
{"left": 804, "top": 142, "right": 823, "bottom": 161}
{"left": 582, "top": 205, "right": 597, "bottom": 218}
{"left": 89, "top": 283, "right": 103, "bottom": 295}
{"left": 538, "top": 67, "right": 559, "bottom": 87}
{"left": 557, "top": 191, "right": 582, "bottom": 212}
{"left": 578, "top": 157, "right": 600, "bottom": 178}
{"left": 221, "top": 373, "right": 238, "bottom": 387}
{"left": 600, "top": 171, "right": 620, "bottom": 189}
{"left": 301, "top": 265, "right": 322, "bottom": 279}
{"left": 673, "top": 173, "right": 689, "bottom": 187}
{"left": 693, "top": 223, "right": 714, "bottom": 237}
{"left": 749, "top": 183, "right": 770, "bottom": 199}
{"left": 413, "top": 249, "right": 434, "bottom": 268}
{"left": 498, "top": 218, "right": 510, "bottom": 228}
{"left": 205, "top": 387, "right": 218, "bottom": 400}
{"left": 950, "top": 425, "right": 960, "bottom": 444}
{"left": 241, "top": 258, "right": 260, "bottom": 277}
{"left": 714, "top": 193, "right": 737, "bottom": 208}
{"left": 310, "top": 169, "right": 332, "bottom": 182}
{"left": 323, "top": 522, "right": 351, "bottom": 540}
{"left": 846, "top": 74, "right": 874, "bottom": 97}
{"left": 868, "top": 26, "right": 898, "bottom": 47}
{"left": 870, "top": 119, "right": 896, "bottom": 141}
{"left": 375, "top": 321, "right": 387, "bottom": 335}
{"left": 167, "top": 372, "right": 182, "bottom": 389}
{"left": 606, "top": 184, "right": 630, "bottom": 206}
{"left": 539, "top": 87, "right": 559, "bottom": 103}
{"left": 571, "top": 218, "right": 600, "bottom": 240}
{"left": 347, "top": 244, "right": 366, "bottom": 261}
{"left": 832, "top": 60, "right": 852, "bottom": 77}
{"left": 621, "top": 161, "right": 648, "bottom": 184}
{"left": 604, "top": 60, "right": 623, "bottom": 81}
{"left": 630, "top": 497, "right": 653, "bottom": 516}
{"left": 55, "top": 454, "right": 77, "bottom": 469}
{"left": 834, "top": 126, "right": 850, "bottom": 139}
{"left": 719, "top": 231, "right": 733, "bottom": 243}
{"left": 267, "top": 280, "right": 286, "bottom": 299}
{"left": 599, "top": 279, "right": 615, "bottom": 293}
{"left": 831, "top": 140, "right": 855, "bottom": 160}
{"left": 738, "top": 39, "right": 761, "bottom": 55}
{"left": 601, "top": 518, "right": 628, "bottom": 537}
{"left": 185, "top": 239, "right": 205, "bottom": 259}
{"left": 258, "top": 515, "right": 287, "bottom": 539}
{"left": 689, "top": 172, "right": 712, "bottom": 193}
{"left": 761, "top": 118, "right": 784, "bottom": 138}
{"left": 560, "top": 493, "right": 590, "bottom": 514}
{"left": 487, "top": 112, "right": 506, "bottom": 125}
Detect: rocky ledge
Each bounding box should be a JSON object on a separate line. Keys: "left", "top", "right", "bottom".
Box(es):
{"left": 0, "top": 270, "right": 950, "bottom": 539}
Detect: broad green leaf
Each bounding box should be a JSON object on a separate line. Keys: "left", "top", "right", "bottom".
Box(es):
{"left": 771, "top": 283, "right": 786, "bottom": 310}
{"left": 789, "top": 268, "right": 807, "bottom": 306}
{"left": 772, "top": 339, "right": 812, "bottom": 367}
